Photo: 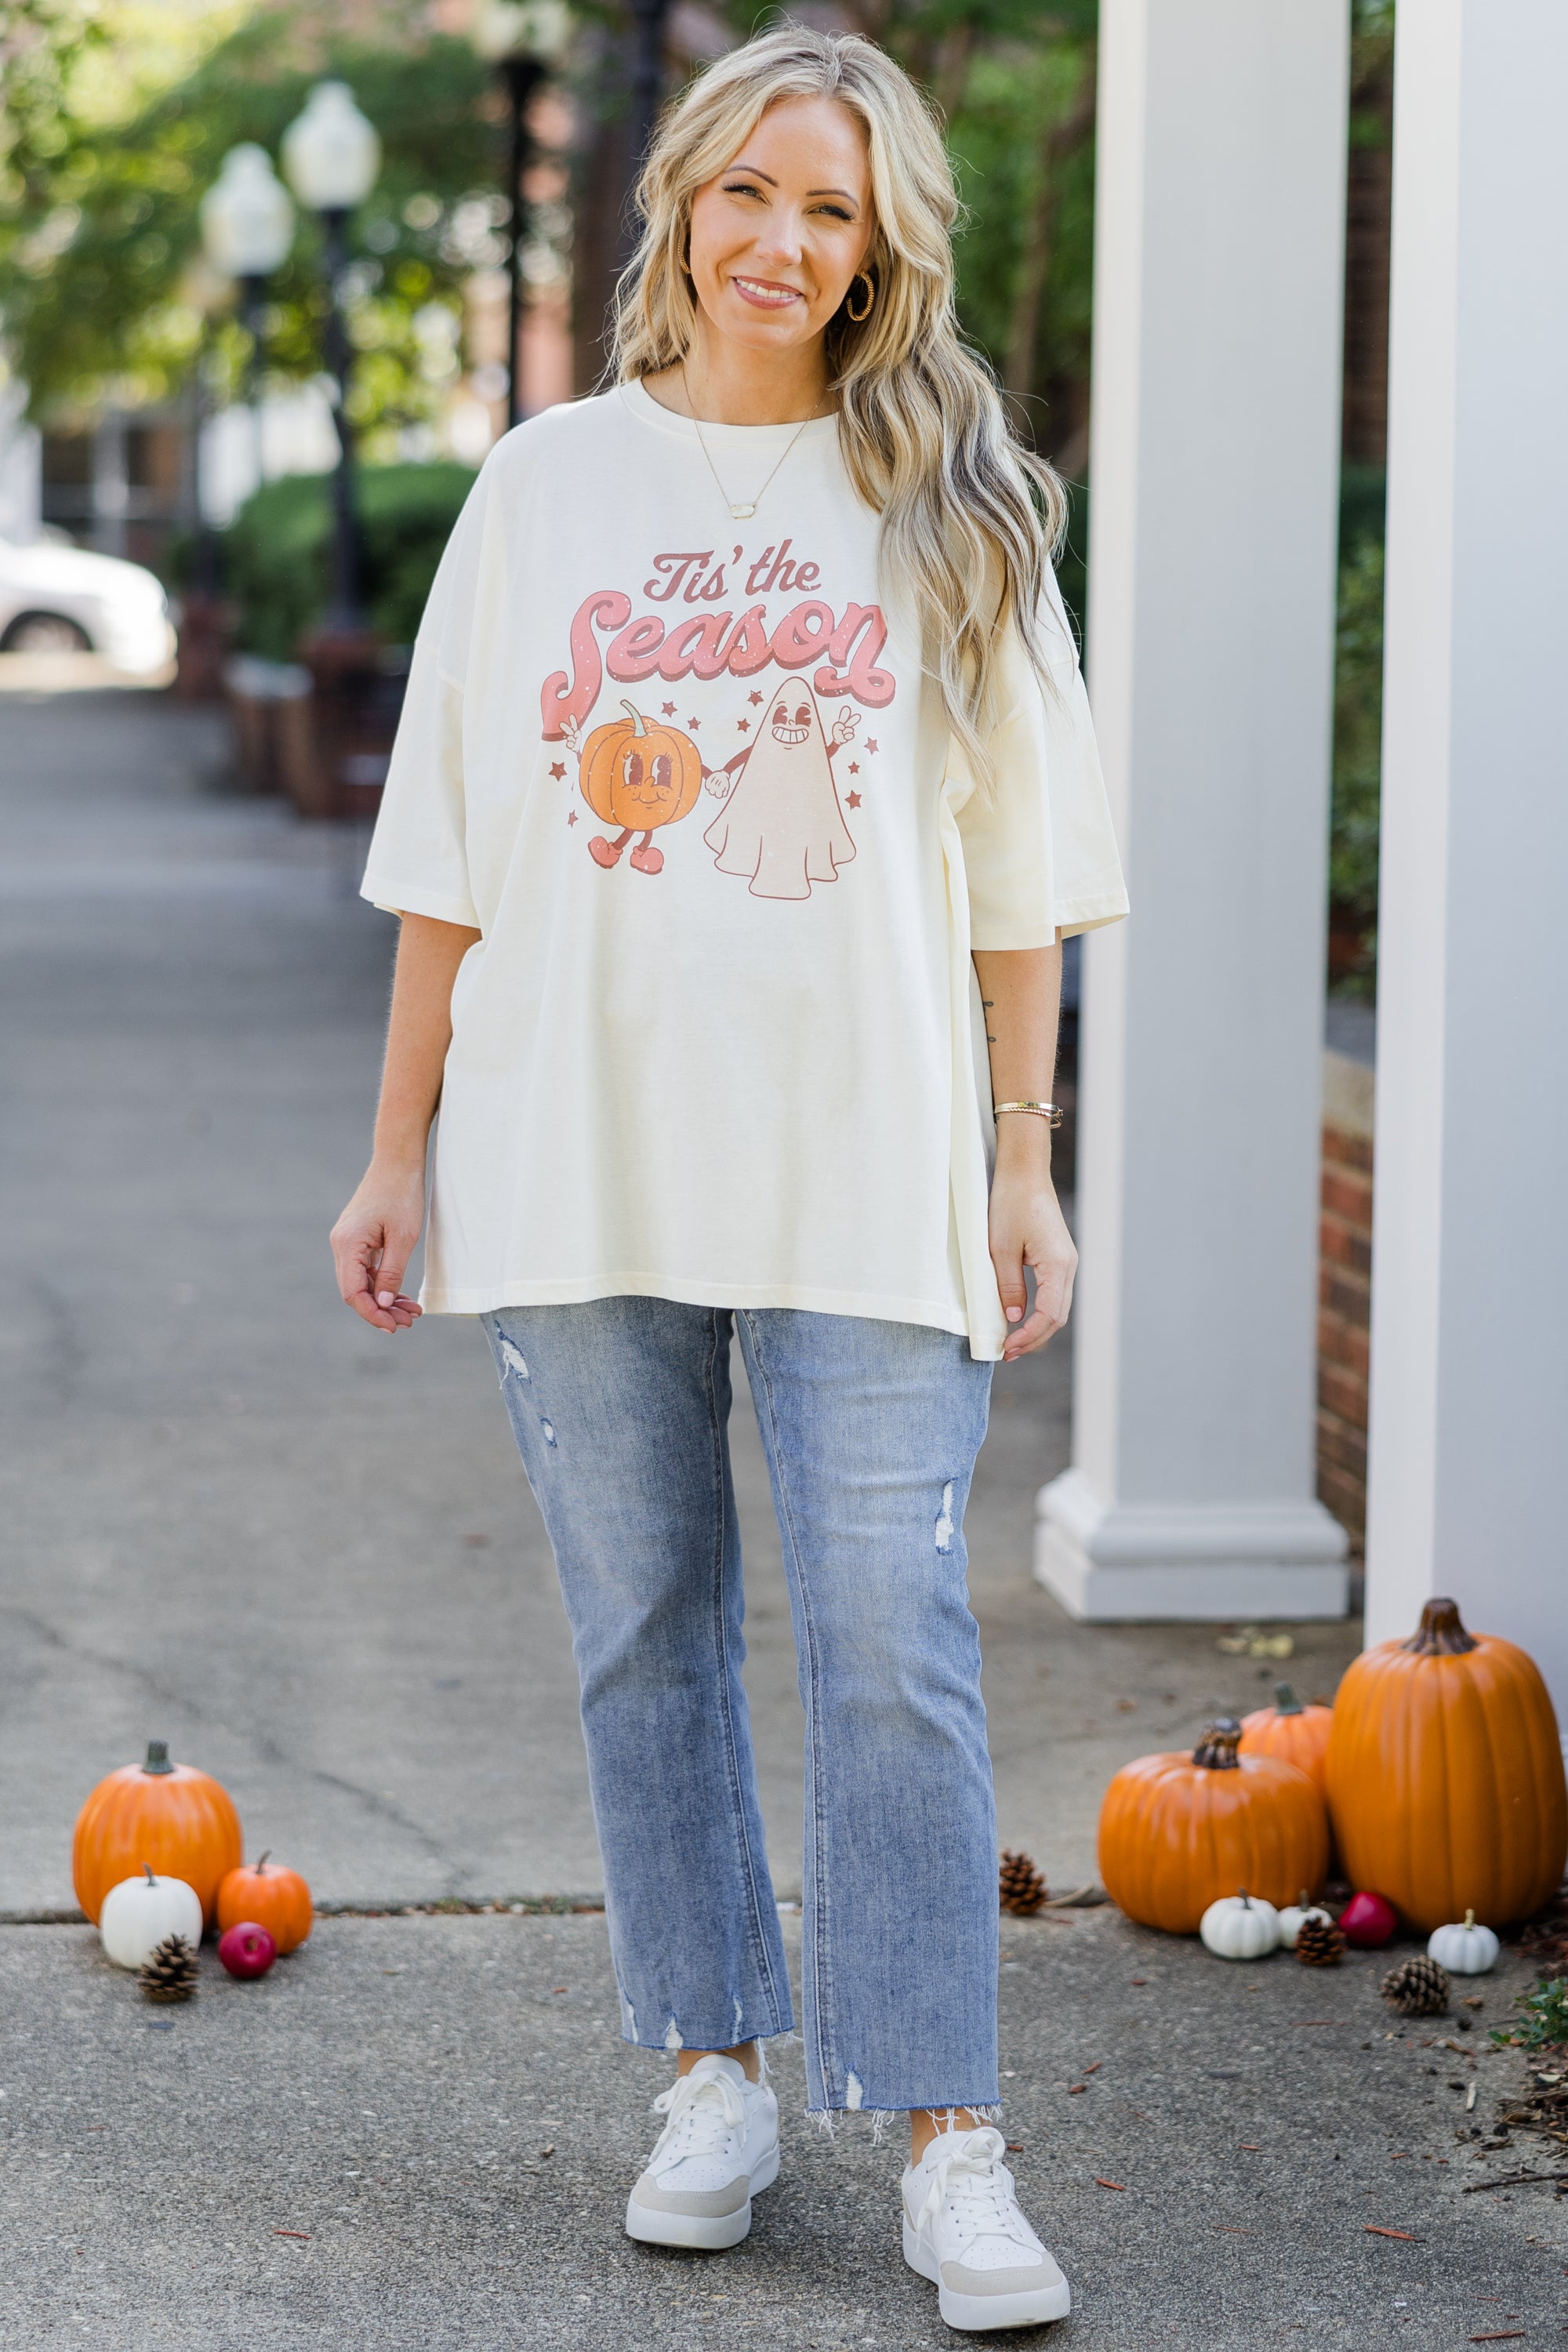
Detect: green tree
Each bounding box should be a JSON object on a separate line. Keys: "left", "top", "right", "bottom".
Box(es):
{"left": 0, "top": 3, "right": 498, "bottom": 449}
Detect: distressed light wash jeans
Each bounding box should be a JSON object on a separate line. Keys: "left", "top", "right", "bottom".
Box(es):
{"left": 482, "top": 1297, "right": 998, "bottom": 2114}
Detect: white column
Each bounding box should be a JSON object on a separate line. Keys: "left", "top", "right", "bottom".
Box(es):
{"left": 1037, "top": 0, "right": 1351, "bottom": 1619}
{"left": 1363, "top": 0, "right": 1568, "bottom": 1716}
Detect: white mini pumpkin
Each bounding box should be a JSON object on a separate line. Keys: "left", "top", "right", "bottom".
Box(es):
{"left": 1426, "top": 1908, "right": 1499, "bottom": 1975}
{"left": 1278, "top": 1900, "right": 1333, "bottom": 1949}
{"left": 1200, "top": 1890, "right": 1281, "bottom": 1959}
{"left": 100, "top": 1865, "right": 203, "bottom": 1970}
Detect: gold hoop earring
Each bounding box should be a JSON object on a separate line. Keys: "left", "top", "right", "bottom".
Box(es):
{"left": 845, "top": 271, "right": 875, "bottom": 323}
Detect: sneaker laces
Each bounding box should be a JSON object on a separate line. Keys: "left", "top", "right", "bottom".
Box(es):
{"left": 648, "top": 2062, "right": 747, "bottom": 2172}
{"left": 916, "top": 2127, "right": 1033, "bottom": 2249}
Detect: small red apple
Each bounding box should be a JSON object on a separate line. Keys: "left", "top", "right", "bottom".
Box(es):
{"left": 1339, "top": 1889, "right": 1397, "bottom": 1947}
{"left": 218, "top": 1920, "right": 278, "bottom": 1979}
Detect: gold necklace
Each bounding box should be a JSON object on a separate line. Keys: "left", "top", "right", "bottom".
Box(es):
{"left": 681, "top": 363, "right": 823, "bottom": 521}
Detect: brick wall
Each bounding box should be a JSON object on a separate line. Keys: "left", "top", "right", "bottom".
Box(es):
{"left": 1318, "top": 1051, "right": 1375, "bottom": 1548}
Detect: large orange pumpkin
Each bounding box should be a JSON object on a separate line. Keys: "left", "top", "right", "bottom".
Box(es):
{"left": 1239, "top": 1682, "right": 1334, "bottom": 1798}
{"left": 216, "top": 1852, "right": 314, "bottom": 1954}
{"left": 1098, "top": 1718, "right": 1328, "bottom": 1933}
{"left": 72, "top": 1740, "right": 242, "bottom": 1926}
{"left": 579, "top": 699, "right": 702, "bottom": 832}
{"left": 1327, "top": 1595, "right": 1567, "bottom": 1933}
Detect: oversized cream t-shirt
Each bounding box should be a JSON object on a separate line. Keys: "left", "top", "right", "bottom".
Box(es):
{"left": 362, "top": 380, "right": 1127, "bottom": 1359}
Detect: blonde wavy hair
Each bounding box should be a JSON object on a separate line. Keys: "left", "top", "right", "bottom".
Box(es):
{"left": 608, "top": 22, "right": 1069, "bottom": 788}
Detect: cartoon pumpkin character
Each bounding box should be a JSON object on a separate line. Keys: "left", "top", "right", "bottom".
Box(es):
{"left": 702, "top": 686, "right": 858, "bottom": 900}
{"left": 576, "top": 699, "right": 702, "bottom": 875}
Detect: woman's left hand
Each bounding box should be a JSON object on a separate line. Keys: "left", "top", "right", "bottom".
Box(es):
{"left": 988, "top": 1137, "right": 1077, "bottom": 1362}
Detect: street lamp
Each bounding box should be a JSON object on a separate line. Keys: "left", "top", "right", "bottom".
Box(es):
{"left": 281, "top": 82, "right": 381, "bottom": 631}
{"left": 176, "top": 251, "right": 237, "bottom": 659}
{"left": 472, "top": 1, "right": 572, "bottom": 431}
{"left": 199, "top": 144, "right": 296, "bottom": 481}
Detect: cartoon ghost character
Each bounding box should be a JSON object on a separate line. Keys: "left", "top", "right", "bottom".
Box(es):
{"left": 702, "top": 689, "right": 858, "bottom": 900}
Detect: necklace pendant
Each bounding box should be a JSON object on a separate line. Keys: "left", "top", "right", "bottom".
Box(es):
{"left": 728, "top": 502, "right": 756, "bottom": 520}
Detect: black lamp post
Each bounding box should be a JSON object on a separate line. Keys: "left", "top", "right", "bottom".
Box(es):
{"left": 200, "top": 143, "right": 296, "bottom": 498}
{"left": 628, "top": 0, "right": 671, "bottom": 169}
{"left": 281, "top": 82, "right": 382, "bottom": 633}
{"left": 473, "top": 2, "right": 573, "bottom": 432}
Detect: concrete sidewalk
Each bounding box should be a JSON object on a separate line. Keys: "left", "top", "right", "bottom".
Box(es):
{"left": 0, "top": 689, "right": 1361, "bottom": 1919}
{"left": 2, "top": 1907, "right": 1564, "bottom": 2350}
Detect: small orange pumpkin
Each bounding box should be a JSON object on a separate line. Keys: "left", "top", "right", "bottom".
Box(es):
{"left": 72, "top": 1740, "right": 242, "bottom": 1926}
{"left": 1327, "top": 1595, "right": 1567, "bottom": 1933}
{"left": 579, "top": 699, "right": 702, "bottom": 832}
{"left": 1239, "top": 1682, "right": 1334, "bottom": 1798}
{"left": 1098, "top": 1718, "right": 1328, "bottom": 1933}
{"left": 216, "top": 1852, "right": 313, "bottom": 1954}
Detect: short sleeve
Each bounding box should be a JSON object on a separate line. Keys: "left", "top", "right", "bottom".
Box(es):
{"left": 359, "top": 467, "right": 490, "bottom": 930}
{"left": 954, "top": 569, "right": 1128, "bottom": 949}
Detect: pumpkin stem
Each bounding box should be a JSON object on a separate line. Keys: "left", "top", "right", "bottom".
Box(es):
{"left": 143, "top": 1863, "right": 157, "bottom": 1886}
{"left": 620, "top": 699, "right": 648, "bottom": 738}
{"left": 1464, "top": 1907, "right": 1475, "bottom": 1929}
{"left": 256, "top": 1852, "right": 270, "bottom": 1874}
{"left": 142, "top": 1740, "right": 174, "bottom": 1775}
{"left": 1239, "top": 1889, "right": 1251, "bottom": 1907}
{"left": 1273, "top": 1682, "right": 1303, "bottom": 1715}
{"left": 1403, "top": 1596, "right": 1479, "bottom": 1656}
{"left": 1192, "top": 1719, "right": 1243, "bottom": 1770}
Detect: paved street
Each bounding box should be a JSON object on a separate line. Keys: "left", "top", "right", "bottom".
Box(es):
{"left": 3, "top": 1910, "right": 1564, "bottom": 2350}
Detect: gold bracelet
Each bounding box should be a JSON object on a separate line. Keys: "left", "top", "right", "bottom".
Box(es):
{"left": 993, "top": 1100, "right": 1063, "bottom": 1129}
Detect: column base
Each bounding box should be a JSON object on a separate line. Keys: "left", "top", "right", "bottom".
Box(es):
{"left": 1036, "top": 1468, "right": 1351, "bottom": 1621}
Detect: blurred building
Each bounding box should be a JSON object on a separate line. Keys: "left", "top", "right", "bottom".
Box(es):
{"left": 0, "top": 383, "right": 41, "bottom": 543}
{"left": 41, "top": 408, "right": 191, "bottom": 567}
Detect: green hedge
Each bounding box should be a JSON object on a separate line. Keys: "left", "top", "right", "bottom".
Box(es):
{"left": 1328, "top": 534, "right": 1384, "bottom": 986}
{"left": 221, "top": 462, "right": 477, "bottom": 661}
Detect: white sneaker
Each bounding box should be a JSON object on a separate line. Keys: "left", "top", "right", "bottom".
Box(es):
{"left": 625, "top": 2054, "right": 780, "bottom": 2251}
{"left": 902, "top": 2125, "right": 1071, "bottom": 2332}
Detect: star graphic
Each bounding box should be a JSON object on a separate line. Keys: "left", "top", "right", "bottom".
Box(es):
{"left": 865, "top": 739, "right": 878, "bottom": 755}
{"left": 748, "top": 690, "right": 764, "bottom": 705}
{"left": 848, "top": 761, "right": 859, "bottom": 775}
{"left": 846, "top": 790, "right": 862, "bottom": 809}
{"left": 687, "top": 717, "right": 700, "bottom": 730}
{"left": 549, "top": 760, "right": 565, "bottom": 780}
{"left": 661, "top": 701, "right": 677, "bottom": 716}
{"left": 567, "top": 810, "right": 578, "bottom": 826}
{"left": 737, "top": 718, "right": 750, "bottom": 732}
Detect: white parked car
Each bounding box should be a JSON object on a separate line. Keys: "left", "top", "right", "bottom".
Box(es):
{"left": 0, "top": 535, "right": 175, "bottom": 675}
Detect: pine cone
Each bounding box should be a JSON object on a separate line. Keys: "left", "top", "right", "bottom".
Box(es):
{"left": 1380, "top": 1955, "right": 1450, "bottom": 2016}
{"left": 999, "top": 1849, "right": 1047, "bottom": 1915}
{"left": 139, "top": 1933, "right": 198, "bottom": 2002}
{"left": 1294, "top": 1913, "right": 1347, "bottom": 1967}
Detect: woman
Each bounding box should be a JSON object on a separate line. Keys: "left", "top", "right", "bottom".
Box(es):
{"left": 332, "top": 24, "right": 1125, "bottom": 2334}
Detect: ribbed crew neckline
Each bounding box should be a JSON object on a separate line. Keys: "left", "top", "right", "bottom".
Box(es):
{"left": 619, "top": 376, "right": 840, "bottom": 447}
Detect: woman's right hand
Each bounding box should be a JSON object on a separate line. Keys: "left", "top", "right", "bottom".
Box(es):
{"left": 330, "top": 1159, "right": 427, "bottom": 1333}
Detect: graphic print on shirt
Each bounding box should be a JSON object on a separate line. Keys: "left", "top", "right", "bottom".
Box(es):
{"left": 702, "top": 684, "right": 857, "bottom": 901}
{"left": 569, "top": 697, "right": 702, "bottom": 877}
{"left": 540, "top": 535, "right": 895, "bottom": 900}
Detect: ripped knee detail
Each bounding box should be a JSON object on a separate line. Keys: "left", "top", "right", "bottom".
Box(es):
{"left": 934, "top": 1479, "right": 956, "bottom": 1554}
{"left": 495, "top": 1338, "right": 557, "bottom": 1447}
